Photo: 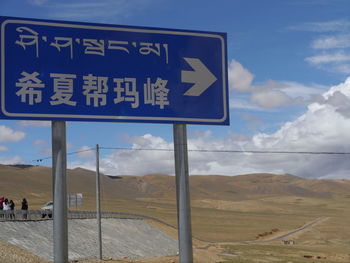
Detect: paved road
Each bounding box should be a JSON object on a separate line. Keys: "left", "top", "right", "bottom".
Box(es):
{"left": 244, "top": 217, "right": 329, "bottom": 244}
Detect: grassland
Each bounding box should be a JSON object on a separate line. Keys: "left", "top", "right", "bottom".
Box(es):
{"left": 1, "top": 165, "right": 350, "bottom": 262}
{"left": 81, "top": 193, "right": 350, "bottom": 262}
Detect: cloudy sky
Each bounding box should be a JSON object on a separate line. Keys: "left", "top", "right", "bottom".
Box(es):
{"left": 1, "top": 0, "right": 350, "bottom": 179}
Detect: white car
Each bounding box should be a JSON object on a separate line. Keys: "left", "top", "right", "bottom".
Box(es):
{"left": 41, "top": 201, "right": 53, "bottom": 218}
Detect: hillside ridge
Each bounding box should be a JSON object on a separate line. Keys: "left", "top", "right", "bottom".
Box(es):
{"left": 1, "top": 165, "right": 349, "bottom": 205}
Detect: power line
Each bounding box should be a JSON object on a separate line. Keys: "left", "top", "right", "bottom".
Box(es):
{"left": 100, "top": 147, "right": 350, "bottom": 155}
{"left": 31, "top": 146, "right": 350, "bottom": 163}
{"left": 32, "top": 147, "right": 96, "bottom": 163}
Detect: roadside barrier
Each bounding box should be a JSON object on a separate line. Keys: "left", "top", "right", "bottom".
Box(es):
{"left": 0, "top": 210, "right": 217, "bottom": 243}
{"left": 0, "top": 210, "right": 176, "bottom": 229}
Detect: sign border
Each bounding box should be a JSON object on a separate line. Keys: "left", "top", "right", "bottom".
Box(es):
{"left": 1, "top": 18, "right": 228, "bottom": 124}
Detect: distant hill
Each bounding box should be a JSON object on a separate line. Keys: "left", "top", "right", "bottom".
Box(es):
{"left": 1, "top": 164, "right": 350, "bottom": 208}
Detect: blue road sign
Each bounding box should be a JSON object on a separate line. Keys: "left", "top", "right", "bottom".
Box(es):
{"left": 0, "top": 16, "right": 229, "bottom": 125}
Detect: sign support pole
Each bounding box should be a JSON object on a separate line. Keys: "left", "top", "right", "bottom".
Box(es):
{"left": 96, "top": 144, "right": 103, "bottom": 260}
{"left": 173, "top": 124, "right": 193, "bottom": 263}
{"left": 52, "top": 121, "right": 68, "bottom": 263}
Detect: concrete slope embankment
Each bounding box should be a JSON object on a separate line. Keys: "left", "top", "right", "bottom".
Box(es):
{"left": 0, "top": 218, "right": 178, "bottom": 262}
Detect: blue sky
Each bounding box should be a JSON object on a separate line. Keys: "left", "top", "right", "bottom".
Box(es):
{"left": 1, "top": 0, "right": 350, "bottom": 178}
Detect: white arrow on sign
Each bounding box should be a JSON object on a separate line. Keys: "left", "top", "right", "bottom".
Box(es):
{"left": 181, "top": 57, "right": 217, "bottom": 96}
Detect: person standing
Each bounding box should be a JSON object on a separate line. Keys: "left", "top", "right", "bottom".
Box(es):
{"left": 9, "top": 200, "right": 15, "bottom": 220}
{"left": 0, "top": 197, "right": 4, "bottom": 218}
{"left": 21, "top": 198, "right": 28, "bottom": 219}
{"left": 3, "top": 199, "right": 10, "bottom": 219}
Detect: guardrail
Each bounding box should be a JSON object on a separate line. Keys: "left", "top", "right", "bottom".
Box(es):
{"left": 0, "top": 210, "right": 176, "bottom": 229}
{"left": 0, "top": 210, "right": 43, "bottom": 220}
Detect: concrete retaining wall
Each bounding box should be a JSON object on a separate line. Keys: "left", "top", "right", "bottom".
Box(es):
{"left": 0, "top": 218, "right": 178, "bottom": 261}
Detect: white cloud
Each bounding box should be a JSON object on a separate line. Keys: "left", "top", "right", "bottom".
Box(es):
{"left": 77, "top": 146, "right": 95, "bottom": 159}
{"left": 69, "top": 134, "right": 174, "bottom": 175}
{"left": 305, "top": 51, "right": 350, "bottom": 74}
{"left": 19, "top": 121, "right": 51, "bottom": 127}
{"left": 250, "top": 90, "right": 294, "bottom": 108}
{"left": 311, "top": 34, "right": 350, "bottom": 49}
{"left": 332, "top": 64, "right": 350, "bottom": 74}
{"left": 66, "top": 142, "right": 73, "bottom": 151}
{"left": 33, "top": 139, "right": 46, "bottom": 147}
{"left": 229, "top": 97, "right": 263, "bottom": 110}
{"left": 31, "top": 139, "right": 72, "bottom": 157}
{"left": 49, "top": 1, "right": 127, "bottom": 20}
{"left": 0, "top": 126, "right": 25, "bottom": 143}
{"left": 249, "top": 77, "right": 350, "bottom": 178}
{"left": 69, "top": 78, "right": 350, "bottom": 179}
{"left": 0, "top": 146, "right": 8, "bottom": 152}
{"left": 250, "top": 80, "right": 307, "bottom": 108}
{"left": 305, "top": 51, "right": 350, "bottom": 65}
{"left": 228, "top": 61, "right": 325, "bottom": 109}
{"left": 32, "top": 139, "right": 51, "bottom": 155}
{"left": 0, "top": 155, "right": 23, "bottom": 165}
{"left": 28, "top": 0, "right": 48, "bottom": 6}
{"left": 47, "top": 0, "right": 160, "bottom": 21}
{"left": 289, "top": 20, "right": 350, "bottom": 32}
{"left": 228, "top": 60, "right": 254, "bottom": 92}
{"left": 295, "top": 19, "right": 350, "bottom": 75}
{"left": 280, "top": 81, "right": 327, "bottom": 98}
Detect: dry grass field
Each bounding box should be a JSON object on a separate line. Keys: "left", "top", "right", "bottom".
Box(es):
{"left": 1, "top": 164, "right": 350, "bottom": 262}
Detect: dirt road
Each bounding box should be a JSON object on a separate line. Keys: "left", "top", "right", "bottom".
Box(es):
{"left": 245, "top": 217, "right": 329, "bottom": 244}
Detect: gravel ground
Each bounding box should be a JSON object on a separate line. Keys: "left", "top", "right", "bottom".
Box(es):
{"left": 0, "top": 219, "right": 178, "bottom": 262}
{"left": 0, "top": 240, "right": 179, "bottom": 263}
{"left": 0, "top": 240, "right": 51, "bottom": 263}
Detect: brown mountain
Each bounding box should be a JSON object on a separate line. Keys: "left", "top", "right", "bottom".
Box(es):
{"left": 1, "top": 164, "right": 349, "bottom": 209}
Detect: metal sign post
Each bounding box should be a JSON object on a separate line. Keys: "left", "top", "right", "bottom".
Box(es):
{"left": 52, "top": 121, "right": 68, "bottom": 263}
{"left": 95, "top": 144, "right": 102, "bottom": 260}
{"left": 173, "top": 124, "right": 193, "bottom": 263}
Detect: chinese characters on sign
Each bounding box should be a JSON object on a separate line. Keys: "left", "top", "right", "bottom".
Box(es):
{"left": 15, "top": 71, "right": 170, "bottom": 109}
{"left": 15, "top": 26, "right": 169, "bottom": 63}
{"left": 13, "top": 24, "right": 171, "bottom": 111}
